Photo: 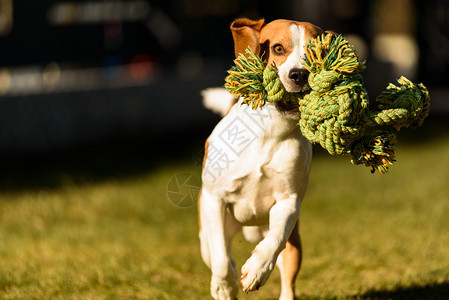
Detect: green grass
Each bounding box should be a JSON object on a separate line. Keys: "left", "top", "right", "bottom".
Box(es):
{"left": 1, "top": 133, "right": 449, "bottom": 299}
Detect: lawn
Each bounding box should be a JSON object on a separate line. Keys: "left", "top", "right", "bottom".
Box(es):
{"left": 1, "top": 126, "right": 449, "bottom": 299}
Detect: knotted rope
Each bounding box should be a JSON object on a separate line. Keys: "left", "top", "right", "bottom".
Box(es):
{"left": 224, "top": 33, "right": 430, "bottom": 173}
{"left": 224, "top": 51, "right": 297, "bottom": 109}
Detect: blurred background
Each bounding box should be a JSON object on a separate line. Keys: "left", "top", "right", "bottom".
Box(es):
{"left": 1, "top": 1, "right": 448, "bottom": 298}
{"left": 0, "top": 0, "right": 447, "bottom": 175}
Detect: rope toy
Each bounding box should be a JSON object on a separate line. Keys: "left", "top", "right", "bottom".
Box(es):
{"left": 225, "top": 33, "right": 430, "bottom": 173}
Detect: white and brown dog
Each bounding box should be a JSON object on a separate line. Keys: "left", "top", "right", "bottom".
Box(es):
{"left": 199, "top": 18, "right": 327, "bottom": 300}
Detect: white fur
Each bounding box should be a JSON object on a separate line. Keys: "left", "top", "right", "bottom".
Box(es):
{"left": 278, "top": 25, "right": 307, "bottom": 93}
{"left": 200, "top": 22, "right": 312, "bottom": 300}
{"left": 202, "top": 88, "right": 236, "bottom": 116}
{"left": 200, "top": 100, "right": 312, "bottom": 299}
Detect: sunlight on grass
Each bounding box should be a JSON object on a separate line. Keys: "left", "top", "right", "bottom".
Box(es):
{"left": 1, "top": 135, "right": 449, "bottom": 299}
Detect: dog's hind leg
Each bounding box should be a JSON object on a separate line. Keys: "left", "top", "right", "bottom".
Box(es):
{"left": 277, "top": 221, "right": 302, "bottom": 300}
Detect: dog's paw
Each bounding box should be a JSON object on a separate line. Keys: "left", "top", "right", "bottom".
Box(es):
{"left": 211, "top": 274, "right": 238, "bottom": 300}
{"left": 240, "top": 249, "right": 276, "bottom": 293}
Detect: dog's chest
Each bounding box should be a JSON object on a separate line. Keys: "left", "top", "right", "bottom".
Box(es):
{"left": 225, "top": 162, "right": 280, "bottom": 225}
{"left": 203, "top": 104, "right": 309, "bottom": 226}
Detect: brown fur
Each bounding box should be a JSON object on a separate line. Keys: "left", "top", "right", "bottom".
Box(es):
{"left": 230, "top": 18, "right": 265, "bottom": 57}
{"left": 230, "top": 18, "right": 324, "bottom": 69}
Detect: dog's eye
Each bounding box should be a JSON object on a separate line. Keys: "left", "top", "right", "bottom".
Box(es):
{"left": 272, "top": 44, "right": 285, "bottom": 55}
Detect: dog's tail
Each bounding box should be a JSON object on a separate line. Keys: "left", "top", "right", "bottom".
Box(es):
{"left": 201, "top": 88, "right": 237, "bottom": 117}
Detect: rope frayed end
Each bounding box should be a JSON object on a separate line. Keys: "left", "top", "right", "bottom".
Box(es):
{"left": 303, "top": 34, "right": 366, "bottom": 75}
{"left": 224, "top": 49, "right": 267, "bottom": 109}
{"left": 351, "top": 132, "right": 397, "bottom": 174}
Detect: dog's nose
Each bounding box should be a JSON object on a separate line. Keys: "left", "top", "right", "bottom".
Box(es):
{"left": 288, "top": 68, "right": 309, "bottom": 86}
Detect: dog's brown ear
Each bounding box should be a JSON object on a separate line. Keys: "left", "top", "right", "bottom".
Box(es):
{"left": 230, "top": 18, "right": 265, "bottom": 57}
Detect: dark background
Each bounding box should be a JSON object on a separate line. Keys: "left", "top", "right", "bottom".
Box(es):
{"left": 0, "top": 0, "right": 447, "bottom": 184}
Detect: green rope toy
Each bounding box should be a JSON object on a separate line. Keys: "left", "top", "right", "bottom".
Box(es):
{"left": 225, "top": 33, "right": 430, "bottom": 173}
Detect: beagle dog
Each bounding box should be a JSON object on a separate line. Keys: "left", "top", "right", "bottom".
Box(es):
{"left": 199, "top": 18, "right": 326, "bottom": 300}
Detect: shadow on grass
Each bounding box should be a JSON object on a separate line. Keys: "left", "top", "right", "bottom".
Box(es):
{"left": 291, "top": 281, "right": 449, "bottom": 300}
{"left": 353, "top": 281, "right": 449, "bottom": 300}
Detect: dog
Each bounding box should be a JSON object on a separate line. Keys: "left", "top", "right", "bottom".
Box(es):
{"left": 199, "top": 18, "right": 327, "bottom": 300}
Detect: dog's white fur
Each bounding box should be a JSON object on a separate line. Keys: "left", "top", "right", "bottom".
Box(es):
{"left": 202, "top": 88, "right": 236, "bottom": 117}
{"left": 199, "top": 18, "right": 324, "bottom": 300}
{"left": 278, "top": 25, "right": 307, "bottom": 93}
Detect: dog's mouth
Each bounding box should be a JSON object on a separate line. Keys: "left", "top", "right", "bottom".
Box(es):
{"left": 275, "top": 101, "right": 299, "bottom": 115}
{"left": 275, "top": 90, "right": 309, "bottom": 117}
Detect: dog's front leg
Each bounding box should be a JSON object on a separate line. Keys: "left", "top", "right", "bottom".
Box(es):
{"left": 241, "top": 196, "right": 300, "bottom": 293}
{"left": 200, "top": 189, "right": 238, "bottom": 300}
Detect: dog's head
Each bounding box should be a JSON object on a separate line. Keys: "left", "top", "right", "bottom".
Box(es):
{"left": 230, "top": 18, "right": 326, "bottom": 98}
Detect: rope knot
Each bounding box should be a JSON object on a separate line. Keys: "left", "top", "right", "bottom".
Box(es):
{"left": 308, "top": 70, "right": 342, "bottom": 93}
{"left": 224, "top": 33, "right": 429, "bottom": 173}
{"left": 374, "top": 76, "right": 430, "bottom": 130}
{"left": 263, "top": 66, "right": 285, "bottom": 102}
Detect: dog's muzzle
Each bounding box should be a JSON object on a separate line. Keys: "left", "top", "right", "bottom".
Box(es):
{"left": 288, "top": 68, "right": 309, "bottom": 91}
